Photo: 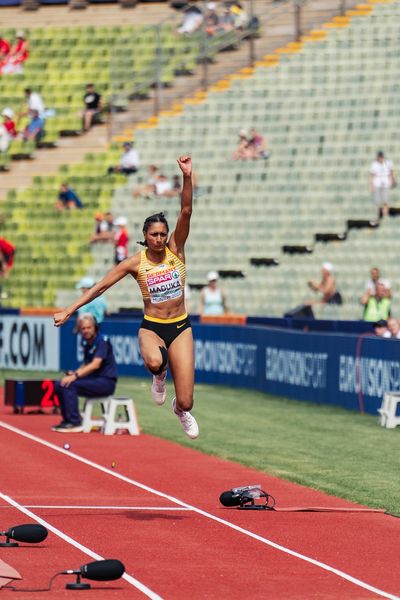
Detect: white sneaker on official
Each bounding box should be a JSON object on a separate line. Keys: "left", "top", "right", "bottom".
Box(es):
{"left": 172, "top": 397, "right": 199, "bottom": 439}
{"left": 151, "top": 371, "right": 167, "bottom": 405}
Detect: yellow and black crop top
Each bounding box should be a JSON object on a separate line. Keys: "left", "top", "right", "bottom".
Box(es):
{"left": 136, "top": 247, "right": 186, "bottom": 305}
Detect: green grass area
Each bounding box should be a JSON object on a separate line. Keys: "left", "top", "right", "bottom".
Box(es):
{"left": 1, "top": 370, "right": 399, "bottom": 514}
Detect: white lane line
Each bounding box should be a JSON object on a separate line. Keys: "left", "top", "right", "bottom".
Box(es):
{"left": 2, "top": 505, "right": 192, "bottom": 511}
{"left": 0, "top": 492, "right": 163, "bottom": 600}
{"left": 1, "top": 420, "right": 398, "bottom": 600}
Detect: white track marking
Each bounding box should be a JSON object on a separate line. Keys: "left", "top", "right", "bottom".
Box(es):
{"left": 0, "top": 492, "right": 163, "bottom": 600}
{"left": 0, "top": 505, "right": 192, "bottom": 511}
{"left": 1, "top": 421, "right": 398, "bottom": 600}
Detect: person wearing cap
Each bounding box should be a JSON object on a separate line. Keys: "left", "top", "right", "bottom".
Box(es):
{"left": 54, "top": 155, "right": 199, "bottom": 440}
{"left": 52, "top": 313, "right": 117, "bottom": 433}
{"left": 76, "top": 277, "right": 107, "bottom": 326}
{"left": 2, "top": 31, "right": 29, "bottom": 74}
{"left": 55, "top": 183, "right": 83, "bottom": 211}
{"left": 2, "top": 108, "right": 17, "bottom": 138}
{"left": 89, "top": 211, "right": 114, "bottom": 244}
{"left": 307, "top": 262, "right": 342, "bottom": 306}
{"left": 82, "top": 83, "right": 102, "bottom": 132}
{"left": 205, "top": 1, "right": 220, "bottom": 35}
{"left": 113, "top": 216, "right": 129, "bottom": 264}
{"left": 107, "top": 142, "right": 140, "bottom": 176}
{"left": 369, "top": 151, "right": 396, "bottom": 219}
{"left": 199, "top": 271, "right": 227, "bottom": 316}
{"left": 373, "top": 319, "right": 388, "bottom": 337}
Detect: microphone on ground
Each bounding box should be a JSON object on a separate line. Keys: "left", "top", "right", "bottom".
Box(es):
{"left": 63, "top": 559, "right": 125, "bottom": 590}
{"left": 0, "top": 524, "right": 48, "bottom": 546}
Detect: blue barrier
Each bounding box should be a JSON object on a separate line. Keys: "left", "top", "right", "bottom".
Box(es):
{"left": 59, "top": 318, "right": 399, "bottom": 415}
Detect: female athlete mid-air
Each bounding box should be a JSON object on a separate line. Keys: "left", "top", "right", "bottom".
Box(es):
{"left": 54, "top": 155, "right": 198, "bottom": 438}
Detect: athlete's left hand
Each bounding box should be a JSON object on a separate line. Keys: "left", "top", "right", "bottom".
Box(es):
{"left": 177, "top": 155, "right": 192, "bottom": 177}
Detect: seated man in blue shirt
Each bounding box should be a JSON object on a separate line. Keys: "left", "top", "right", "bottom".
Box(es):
{"left": 56, "top": 183, "right": 83, "bottom": 211}
{"left": 52, "top": 313, "right": 117, "bottom": 433}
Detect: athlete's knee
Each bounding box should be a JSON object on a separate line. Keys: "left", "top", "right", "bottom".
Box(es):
{"left": 147, "top": 346, "right": 168, "bottom": 375}
{"left": 176, "top": 393, "right": 193, "bottom": 412}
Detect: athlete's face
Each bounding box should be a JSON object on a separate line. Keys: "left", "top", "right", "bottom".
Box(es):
{"left": 145, "top": 223, "right": 168, "bottom": 251}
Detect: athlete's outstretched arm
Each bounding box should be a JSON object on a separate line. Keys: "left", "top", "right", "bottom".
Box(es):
{"left": 169, "top": 155, "right": 193, "bottom": 253}
{"left": 53, "top": 256, "right": 138, "bottom": 327}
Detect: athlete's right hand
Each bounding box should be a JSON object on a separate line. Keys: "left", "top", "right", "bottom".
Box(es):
{"left": 53, "top": 310, "right": 71, "bottom": 327}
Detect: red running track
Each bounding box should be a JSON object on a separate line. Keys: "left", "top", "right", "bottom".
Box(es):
{"left": 0, "top": 408, "right": 399, "bottom": 600}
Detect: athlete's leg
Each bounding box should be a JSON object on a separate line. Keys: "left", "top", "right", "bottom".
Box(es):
{"left": 139, "top": 328, "right": 168, "bottom": 405}
{"left": 167, "top": 328, "right": 194, "bottom": 412}
{"left": 139, "top": 328, "right": 166, "bottom": 374}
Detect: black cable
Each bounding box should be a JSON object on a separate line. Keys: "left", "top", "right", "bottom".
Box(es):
{"left": 3, "top": 571, "right": 64, "bottom": 592}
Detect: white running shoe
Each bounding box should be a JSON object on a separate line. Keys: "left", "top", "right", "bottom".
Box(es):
{"left": 151, "top": 371, "right": 167, "bottom": 405}
{"left": 172, "top": 397, "right": 199, "bottom": 439}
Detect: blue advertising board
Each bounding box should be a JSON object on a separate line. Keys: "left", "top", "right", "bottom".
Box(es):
{"left": 59, "top": 318, "right": 399, "bottom": 415}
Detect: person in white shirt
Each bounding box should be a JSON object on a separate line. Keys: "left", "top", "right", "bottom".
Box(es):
{"left": 369, "top": 151, "right": 396, "bottom": 219}
{"left": 24, "top": 88, "right": 45, "bottom": 117}
{"left": 107, "top": 142, "right": 139, "bottom": 176}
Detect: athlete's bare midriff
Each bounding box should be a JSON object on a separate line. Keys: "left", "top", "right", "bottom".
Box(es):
{"left": 142, "top": 295, "right": 187, "bottom": 320}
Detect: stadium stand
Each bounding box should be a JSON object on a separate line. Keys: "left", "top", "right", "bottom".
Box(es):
{"left": 3, "top": 0, "right": 400, "bottom": 320}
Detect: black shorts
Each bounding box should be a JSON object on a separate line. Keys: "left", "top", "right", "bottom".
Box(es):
{"left": 140, "top": 315, "right": 191, "bottom": 348}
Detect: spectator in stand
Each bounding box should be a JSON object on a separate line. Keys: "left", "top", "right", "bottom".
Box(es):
{"left": 0, "top": 238, "right": 15, "bottom": 278}
{"left": 82, "top": 83, "right": 102, "bottom": 132}
{"left": 361, "top": 281, "right": 391, "bottom": 322}
{"left": 383, "top": 317, "right": 400, "bottom": 339}
{"left": 23, "top": 109, "right": 45, "bottom": 144}
{"left": 2, "top": 108, "right": 17, "bottom": 139}
{"left": 0, "top": 122, "right": 9, "bottom": 152}
{"left": 22, "top": 88, "right": 45, "bottom": 118}
{"left": 0, "top": 108, "right": 16, "bottom": 152}
{"left": 233, "top": 129, "right": 251, "bottom": 160}
{"left": 172, "top": 174, "right": 181, "bottom": 194}
{"left": 55, "top": 183, "right": 83, "bottom": 211}
{"left": 230, "top": 1, "right": 249, "bottom": 30}
{"left": 205, "top": 2, "right": 220, "bottom": 36}
{"left": 0, "top": 237, "right": 15, "bottom": 299}
{"left": 154, "top": 173, "right": 178, "bottom": 197}
{"left": 107, "top": 142, "right": 139, "bottom": 176}
{"left": 373, "top": 319, "right": 388, "bottom": 337}
{"left": 307, "top": 262, "right": 342, "bottom": 306}
{"left": 75, "top": 277, "right": 107, "bottom": 326}
{"left": 2, "top": 31, "right": 29, "bottom": 75}
{"left": 199, "top": 271, "right": 227, "bottom": 316}
{"left": 113, "top": 216, "right": 129, "bottom": 264}
{"left": 363, "top": 266, "right": 391, "bottom": 299}
{"left": 177, "top": 3, "right": 204, "bottom": 34}
{"left": 89, "top": 211, "right": 114, "bottom": 244}
{"left": 133, "top": 164, "right": 159, "bottom": 198}
{"left": 369, "top": 150, "right": 396, "bottom": 220}
{"left": 220, "top": 5, "right": 236, "bottom": 31}
{"left": 248, "top": 127, "right": 269, "bottom": 159}
{"left": 0, "top": 36, "right": 10, "bottom": 70}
